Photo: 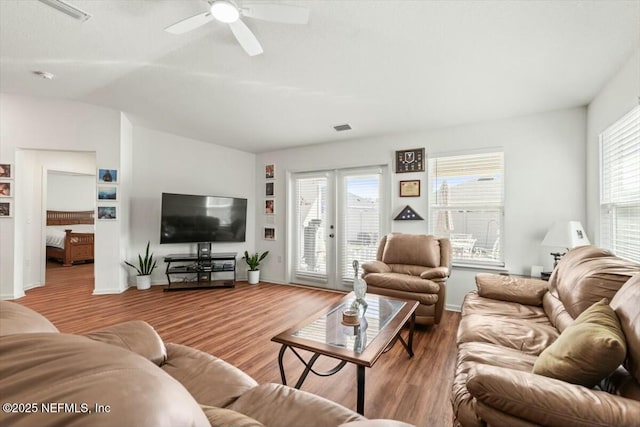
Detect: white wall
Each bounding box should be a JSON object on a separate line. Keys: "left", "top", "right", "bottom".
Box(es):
{"left": 256, "top": 107, "right": 587, "bottom": 310}
{"left": 129, "top": 127, "right": 256, "bottom": 286}
{"left": 0, "top": 94, "right": 125, "bottom": 298}
{"left": 586, "top": 48, "right": 640, "bottom": 244}
{"left": 47, "top": 172, "right": 95, "bottom": 211}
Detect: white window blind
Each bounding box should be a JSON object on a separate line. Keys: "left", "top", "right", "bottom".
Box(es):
{"left": 294, "top": 176, "right": 327, "bottom": 277}
{"left": 428, "top": 151, "right": 504, "bottom": 266}
{"left": 600, "top": 105, "right": 640, "bottom": 263}
{"left": 340, "top": 171, "right": 381, "bottom": 282}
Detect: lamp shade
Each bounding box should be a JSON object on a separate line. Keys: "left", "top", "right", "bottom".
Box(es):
{"left": 541, "top": 221, "right": 590, "bottom": 248}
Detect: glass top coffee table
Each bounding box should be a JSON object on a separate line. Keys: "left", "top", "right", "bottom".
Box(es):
{"left": 271, "top": 292, "right": 419, "bottom": 415}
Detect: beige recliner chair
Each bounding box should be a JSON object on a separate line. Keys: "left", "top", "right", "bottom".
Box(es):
{"left": 361, "top": 233, "right": 452, "bottom": 326}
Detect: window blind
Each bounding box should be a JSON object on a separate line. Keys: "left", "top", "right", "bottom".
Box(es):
{"left": 428, "top": 151, "right": 504, "bottom": 266}
{"left": 600, "top": 105, "right": 640, "bottom": 263}
{"left": 294, "top": 176, "right": 328, "bottom": 277}
{"left": 340, "top": 171, "right": 381, "bottom": 282}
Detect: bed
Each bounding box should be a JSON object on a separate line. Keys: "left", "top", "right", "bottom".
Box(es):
{"left": 46, "top": 210, "right": 95, "bottom": 266}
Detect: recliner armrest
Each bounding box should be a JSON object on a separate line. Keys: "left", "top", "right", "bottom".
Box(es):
{"left": 475, "top": 273, "right": 548, "bottom": 306}
{"left": 467, "top": 364, "right": 640, "bottom": 427}
{"left": 420, "top": 267, "right": 449, "bottom": 280}
{"left": 85, "top": 320, "right": 167, "bottom": 366}
{"left": 361, "top": 260, "right": 391, "bottom": 274}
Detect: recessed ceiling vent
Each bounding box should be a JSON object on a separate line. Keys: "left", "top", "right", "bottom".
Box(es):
{"left": 38, "top": 0, "right": 92, "bottom": 22}
{"left": 333, "top": 124, "right": 352, "bottom": 132}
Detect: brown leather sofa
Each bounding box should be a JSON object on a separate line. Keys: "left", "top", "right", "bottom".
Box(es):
{"left": 0, "top": 301, "right": 414, "bottom": 427}
{"left": 452, "top": 245, "right": 640, "bottom": 427}
{"left": 362, "top": 233, "right": 452, "bottom": 325}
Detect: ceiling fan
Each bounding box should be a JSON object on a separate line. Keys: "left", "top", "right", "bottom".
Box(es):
{"left": 165, "top": 0, "right": 310, "bottom": 56}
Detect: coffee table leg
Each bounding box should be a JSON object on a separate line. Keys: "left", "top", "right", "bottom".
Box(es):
{"left": 408, "top": 311, "right": 415, "bottom": 357}
{"left": 278, "top": 345, "right": 288, "bottom": 386}
{"left": 357, "top": 365, "right": 365, "bottom": 415}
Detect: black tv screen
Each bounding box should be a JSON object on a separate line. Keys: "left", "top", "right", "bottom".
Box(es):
{"left": 160, "top": 193, "right": 247, "bottom": 244}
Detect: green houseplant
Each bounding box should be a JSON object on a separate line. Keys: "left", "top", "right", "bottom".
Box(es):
{"left": 125, "top": 241, "right": 157, "bottom": 290}
{"left": 243, "top": 250, "right": 269, "bottom": 284}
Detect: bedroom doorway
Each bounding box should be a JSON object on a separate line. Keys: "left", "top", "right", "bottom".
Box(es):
{"left": 41, "top": 164, "right": 96, "bottom": 288}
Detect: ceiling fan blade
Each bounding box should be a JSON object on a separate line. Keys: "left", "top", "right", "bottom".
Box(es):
{"left": 241, "top": 3, "right": 310, "bottom": 24}
{"left": 165, "top": 11, "right": 214, "bottom": 34}
{"left": 229, "top": 19, "right": 264, "bottom": 56}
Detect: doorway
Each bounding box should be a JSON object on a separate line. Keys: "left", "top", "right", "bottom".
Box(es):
{"left": 289, "top": 166, "right": 388, "bottom": 290}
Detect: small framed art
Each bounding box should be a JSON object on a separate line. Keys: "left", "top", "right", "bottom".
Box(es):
{"left": 97, "top": 205, "right": 117, "bottom": 220}
{"left": 97, "top": 168, "right": 118, "bottom": 184}
{"left": 264, "top": 226, "right": 276, "bottom": 240}
{"left": 0, "top": 201, "right": 11, "bottom": 217}
{"left": 97, "top": 185, "right": 118, "bottom": 201}
{"left": 265, "top": 199, "right": 275, "bottom": 214}
{"left": 0, "top": 181, "right": 11, "bottom": 197}
{"left": 399, "top": 180, "right": 420, "bottom": 197}
{"left": 0, "top": 163, "right": 13, "bottom": 179}
{"left": 395, "top": 148, "right": 425, "bottom": 173}
{"left": 265, "top": 164, "right": 275, "bottom": 180}
{"left": 266, "top": 182, "right": 274, "bottom": 197}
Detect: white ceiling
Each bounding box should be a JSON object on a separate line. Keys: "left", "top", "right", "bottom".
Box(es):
{"left": 1, "top": 0, "right": 639, "bottom": 153}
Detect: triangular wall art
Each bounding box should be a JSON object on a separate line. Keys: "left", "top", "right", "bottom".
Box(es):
{"left": 393, "top": 205, "right": 424, "bottom": 221}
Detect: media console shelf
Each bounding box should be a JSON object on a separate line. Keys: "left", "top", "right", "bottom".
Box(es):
{"left": 164, "top": 252, "right": 237, "bottom": 291}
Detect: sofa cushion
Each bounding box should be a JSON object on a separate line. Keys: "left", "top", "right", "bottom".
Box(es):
{"left": 162, "top": 343, "right": 258, "bottom": 408}
{"left": 0, "top": 333, "right": 209, "bottom": 427}
{"left": 364, "top": 272, "right": 440, "bottom": 294}
{"left": 0, "top": 301, "right": 59, "bottom": 336}
{"left": 532, "top": 299, "right": 627, "bottom": 388}
{"left": 85, "top": 320, "right": 167, "bottom": 366}
{"left": 199, "top": 405, "right": 265, "bottom": 427}
{"left": 549, "top": 247, "right": 640, "bottom": 319}
{"left": 461, "top": 293, "right": 548, "bottom": 322}
{"left": 475, "top": 274, "right": 548, "bottom": 306}
{"left": 227, "top": 383, "right": 364, "bottom": 427}
{"left": 381, "top": 233, "right": 440, "bottom": 267}
{"left": 611, "top": 273, "right": 640, "bottom": 383}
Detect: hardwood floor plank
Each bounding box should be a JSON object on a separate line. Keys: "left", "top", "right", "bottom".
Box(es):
{"left": 15, "top": 264, "right": 461, "bottom": 427}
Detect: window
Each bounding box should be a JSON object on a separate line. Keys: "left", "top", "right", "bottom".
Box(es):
{"left": 428, "top": 151, "right": 504, "bottom": 266}
{"left": 600, "top": 105, "right": 640, "bottom": 263}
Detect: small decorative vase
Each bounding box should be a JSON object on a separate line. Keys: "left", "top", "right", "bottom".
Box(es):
{"left": 352, "top": 260, "right": 368, "bottom": 314}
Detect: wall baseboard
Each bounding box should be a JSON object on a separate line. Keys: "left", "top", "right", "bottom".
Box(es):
{"left": 92, "top": 287, "right": 126, "bottom": 295}
{"left": 446, "top": 303, "right": 461, "bottom": 312}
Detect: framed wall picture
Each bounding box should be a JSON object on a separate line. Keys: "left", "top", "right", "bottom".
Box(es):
{"left": 395, "top": 148, "right": 425, "bottom": 173}
{"left": 97, "top": 205, "right": 117, "bottom": 220}
{"left": 265, "top": 164, "right": 275, "bottom": 180}
{"left": 265, "top": 199, "right": 275, "bottom": 214}
{"left": 0, "top": 201, "right": 11, "bottom": 217}
{"left": 0, "top": 181, "right": 11, "bottom": 197}
{"left": 266, "top": 182, "right": 274, "bottom": 197}
{"left": 264, "top": 226, "right": 276, "bottom": 241}
{"left": 97, "top": 185, "right": 118, "bottom": 201}
{"left": 0, "top": 163, "right": 13, "bottom": 179}
{"left": 399, "top": 180, "right": 420, "bottom": 197}
{"left": 97, "top": 168, "right": 118, "bottom": 184}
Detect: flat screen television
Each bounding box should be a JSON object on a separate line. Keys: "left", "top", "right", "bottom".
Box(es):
{"left": 160, "top": 192, "right": 247, "bottom": 244}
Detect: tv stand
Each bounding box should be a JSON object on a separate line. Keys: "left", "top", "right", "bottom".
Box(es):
{"left": 164, "top": 252, "right": 236, "bottom": 291}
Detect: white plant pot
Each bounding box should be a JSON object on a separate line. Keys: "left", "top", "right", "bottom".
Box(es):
{"left": 247, "top": 270, "right": 260, "bottom": 285}
{"left": 136, "top": 275, "right": 151, "bottom": 290}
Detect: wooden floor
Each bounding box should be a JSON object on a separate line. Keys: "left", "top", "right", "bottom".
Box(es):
{"left": 17, "top": 262, "right": 461, "bottom": 427}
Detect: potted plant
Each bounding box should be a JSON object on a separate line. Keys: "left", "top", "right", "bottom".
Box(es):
{"left": 125, "top": 241, "right": 157, "bottom": 290}
{"left": 243, "top": 250, "right": 269, "bottom": 285}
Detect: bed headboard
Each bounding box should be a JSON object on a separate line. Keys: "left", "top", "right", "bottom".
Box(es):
{"left": 47, "top": 210, "right": 95, "bottom": 226}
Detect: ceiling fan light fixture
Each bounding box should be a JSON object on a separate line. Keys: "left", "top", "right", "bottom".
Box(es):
{"left": 211, "top": 1, "right": 240, "bottom": 23}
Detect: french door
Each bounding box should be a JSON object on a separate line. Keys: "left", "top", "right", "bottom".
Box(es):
{"left": 290, "top": 166, "right": 387, "bottom": 290}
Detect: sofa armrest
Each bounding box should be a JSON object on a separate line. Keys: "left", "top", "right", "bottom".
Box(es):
{"left": 85, "top": 320, "right": 167, "bottom": 366}
{"left": 361, "top": 260, "right": 391, "bottom": 274}
{"left": 199, "top": 405, "right": 265, "bottom": 427}
{"left": 420, "top": 267, "right": 449, "bottom": 280}
{"left": 475, "top": 273, "right": 548, "bottom": 306}
{"left": 467, "top": 364, "right": 640, "bottom": 427}
{"left": 340, "top": 420, "right": 415, "bottom": 427}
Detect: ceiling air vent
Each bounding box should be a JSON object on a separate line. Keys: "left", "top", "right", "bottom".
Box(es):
{"left": 333, "top": 124, "right": 352, "bottom": 132}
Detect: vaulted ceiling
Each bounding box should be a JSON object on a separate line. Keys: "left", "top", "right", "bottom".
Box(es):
{"left": 1, "top": 0, "right": 638, "bottom": 153}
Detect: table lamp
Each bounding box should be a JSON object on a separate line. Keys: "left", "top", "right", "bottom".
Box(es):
{"left": 541, "top": 220, "right": 590, "bottom": 269}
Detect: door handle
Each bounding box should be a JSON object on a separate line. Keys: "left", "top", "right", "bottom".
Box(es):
{"left": 329, "top": 233, "right": 335, "bottom": 238}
